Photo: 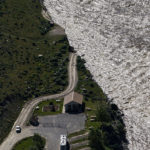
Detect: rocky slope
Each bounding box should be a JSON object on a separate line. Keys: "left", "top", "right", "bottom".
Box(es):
{"left": 43, "top": 0, "right": 150, "bottom": 149}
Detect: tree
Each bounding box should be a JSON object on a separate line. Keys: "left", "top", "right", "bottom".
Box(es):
{"left": 33, "top": 134, "right": 45, "bottom": 149}
{"left": 96, "top": 101, "right": 112, "bottom": 123}
{"left": 89, "top": 127, "right": 105, "bottom": 150}
{"left": 29, "top": 146, "right": 38, "bottom": 150}
{"left": 101, "top": 123, "right": 123, "bottom": 150}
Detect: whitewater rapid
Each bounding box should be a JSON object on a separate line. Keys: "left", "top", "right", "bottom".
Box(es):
{"left": 44, "top": 0, "right": 150, "bottom": 149}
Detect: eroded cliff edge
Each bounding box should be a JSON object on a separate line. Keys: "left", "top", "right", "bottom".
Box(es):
{"left": 43, "top": 0, "right": 150, "bottom": 149}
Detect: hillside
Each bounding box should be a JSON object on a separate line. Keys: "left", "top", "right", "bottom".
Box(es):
{"left": 0, "top": 0, "right": 69, "bottom": 143}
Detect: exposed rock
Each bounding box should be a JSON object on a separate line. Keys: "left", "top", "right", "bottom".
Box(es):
{"left": 43, "top": 0, "right": 150, "bottom": 149}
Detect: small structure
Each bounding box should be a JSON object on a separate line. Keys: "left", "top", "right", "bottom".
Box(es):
{"left": 38, "top": 54, "right": 43, "bottom": 57}
{"left": 56, "top": 99, "right": 61, "bottom": 102}
{"left": 60, "top": 135, "right": 67, "bottom": 150}
{"left": 35, "top": 106, "right": 40, "bottom": 110}
{"left": 64, "top": 91, "right": 83, "bottom": 113}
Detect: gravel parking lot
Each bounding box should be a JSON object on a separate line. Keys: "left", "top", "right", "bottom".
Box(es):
{"left": 31, "top": 113, "right": 86, "bottom": 150}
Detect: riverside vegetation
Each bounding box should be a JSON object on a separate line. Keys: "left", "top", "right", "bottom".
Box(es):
{"left": 0, "top": 0, "right": 70, "bottom": 143}
{"left": 12, "top": 134, "right": 45, "bottom": 150}
{"left": 76, "top": 57, "right": 128, "bottom": 150}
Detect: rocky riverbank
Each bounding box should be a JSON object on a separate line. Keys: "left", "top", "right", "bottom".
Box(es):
{"left": 43, "top": 0, "right": 150, "bottom": 150}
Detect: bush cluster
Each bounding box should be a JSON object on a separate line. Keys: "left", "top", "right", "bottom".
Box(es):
{"left": 12, "top": 134, "right": 45, "bottom": 150}
{"left": 89, "top": 101, "right": 127, "bottom": 150}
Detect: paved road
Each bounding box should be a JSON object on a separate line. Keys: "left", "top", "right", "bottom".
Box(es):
{"left": 34, "top": 113, "right": 86, "bottom": 150}
{"left": 38, "top": 113, "right": 85, "bottom": 134}
{"left": 0, "top": 53, "right": 78, "bottom": 150}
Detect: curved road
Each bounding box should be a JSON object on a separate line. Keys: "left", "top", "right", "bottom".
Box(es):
{"left": 0, "top": 53, "right": 78, "bottom": 150}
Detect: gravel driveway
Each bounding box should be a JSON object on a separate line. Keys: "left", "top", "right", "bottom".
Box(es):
{"left": 31, "top": 113, "right": 86, "bottom": 150}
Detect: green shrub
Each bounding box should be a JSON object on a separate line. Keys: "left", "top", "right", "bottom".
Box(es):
{"left": 13, "top": 134, "right": 45, "bottom": 150}
{"left": 89, "top": 127, "right": 105, "bottom": 150}
{"left": 89, "top": 101, "right": 127, "bottom": 150}
{"left": 96, "top": 101, "right": 112, "bottom": 122}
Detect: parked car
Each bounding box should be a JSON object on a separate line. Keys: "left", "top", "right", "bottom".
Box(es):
{"left": 16, "top": 126, "right": 21, "bottom": 133}
{"left": 60, "top": 135, "right": 67, "bottom": 150}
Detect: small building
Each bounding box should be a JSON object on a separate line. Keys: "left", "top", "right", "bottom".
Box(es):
{"left": 38, "top": 54, "right": 43, "bottom": 57}
{"left": 64, "top": 91, "right": 83, "bottom": 113}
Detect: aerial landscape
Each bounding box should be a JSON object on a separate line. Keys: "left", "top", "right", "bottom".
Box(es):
{"left": 0, "top": 0, "right": 150, "bottom": 150}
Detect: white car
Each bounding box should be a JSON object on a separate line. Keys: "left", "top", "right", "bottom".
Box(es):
{"left": 60, "top": 135, "right": 67, "bottom": 150}
{"left": 16, "top": 126, "right": 21, "bottom": 133}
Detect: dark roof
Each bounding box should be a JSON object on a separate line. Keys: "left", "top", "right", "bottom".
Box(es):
{"left": 64, "top": 91, "right": 83, "bottom": 105}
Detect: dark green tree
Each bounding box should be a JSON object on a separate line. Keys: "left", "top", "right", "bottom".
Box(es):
{"left": 96, "top": 101, "right": 112, "bottom": 122}
{"left": 89, "top": 127, "right": 105, "bottom": 150}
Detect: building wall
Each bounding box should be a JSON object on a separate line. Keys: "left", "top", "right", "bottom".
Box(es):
{"left": 65, "top": 102, "right": 82, "bottom": 113}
